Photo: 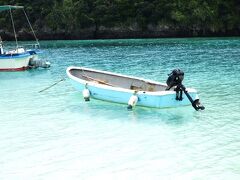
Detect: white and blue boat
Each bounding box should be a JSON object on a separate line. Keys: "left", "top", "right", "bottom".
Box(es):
{"left": 0, "top": 43, "right": 38, "bottom": 71}
{"left": 66, "top": 66, "right": 205, "bottom": 110}
{"left": 0, "top": 5, "right": 50, "bottom": 71}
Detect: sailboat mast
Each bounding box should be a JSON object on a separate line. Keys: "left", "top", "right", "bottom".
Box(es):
{"left": 9, "top": 7, "right": 18, "bottom": 49}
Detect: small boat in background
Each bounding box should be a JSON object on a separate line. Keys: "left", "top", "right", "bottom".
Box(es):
{"left": 0, "top": 5, "right": 50, "bottom": 71}
{"left": 66, "top": 66, "right": 205, "bottom": 110}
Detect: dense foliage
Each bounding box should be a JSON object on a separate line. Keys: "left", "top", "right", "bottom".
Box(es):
{"left": 0, "top": 0, "right": 239, "bottom": 39}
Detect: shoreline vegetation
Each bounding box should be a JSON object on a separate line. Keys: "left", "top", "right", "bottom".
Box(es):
{"left": 0, "top": 0, "right": 239, "bottom": 40}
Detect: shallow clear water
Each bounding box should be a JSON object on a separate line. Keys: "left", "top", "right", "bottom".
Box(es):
{"left": 0, "top": 38, "right": 240, "bottom": 179}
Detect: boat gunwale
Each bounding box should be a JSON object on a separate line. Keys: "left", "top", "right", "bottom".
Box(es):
{"left": 66, "top": 66, "right": 197, "bottom": 95}
{"left": 0, "top": 52, "right": 31, "bottom": 59}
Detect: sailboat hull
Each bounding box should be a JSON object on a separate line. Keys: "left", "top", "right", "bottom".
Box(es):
{"left": 0, "top": 53, "right": 31, "bottom": 71}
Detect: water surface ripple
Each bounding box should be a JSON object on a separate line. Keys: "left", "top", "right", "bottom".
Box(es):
{"left": 0, "top": 38, "right": 240, "bottom": 179}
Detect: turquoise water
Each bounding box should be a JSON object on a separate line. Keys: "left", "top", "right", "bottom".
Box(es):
{"left": 0, "top": 38, "right": 240, "bottom": 179}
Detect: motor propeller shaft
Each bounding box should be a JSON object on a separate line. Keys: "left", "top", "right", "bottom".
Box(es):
{"left": 166, "top": 69, "right": 205, "bottom": 111}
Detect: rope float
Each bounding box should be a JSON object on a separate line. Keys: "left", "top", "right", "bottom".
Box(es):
{"left": 127, "top": 91, "right": 138, "bottom": 110}
{"left": 82, "top": 83, "right": 90, "bottom": 101}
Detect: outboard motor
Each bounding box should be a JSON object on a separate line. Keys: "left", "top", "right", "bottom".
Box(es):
{"left": 166, "top": 69, "right": 184, "bottom": 90}
{"left": 166, "top": 69, "right": 205, "bottom": 111}
{"left": 29, "top": 58, "right": 51, "bottom": 69}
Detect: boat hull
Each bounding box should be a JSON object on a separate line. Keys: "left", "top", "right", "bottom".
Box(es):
{"left": 0, "top": 53, "right": 32, "bottom": 71}
{"left": 67, "top": 67, "right": 199, "bottom": 109}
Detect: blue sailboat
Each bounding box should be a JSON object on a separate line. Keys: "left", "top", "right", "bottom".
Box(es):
{"left": 0, "top": 5, "right": 50, "bottom": 71}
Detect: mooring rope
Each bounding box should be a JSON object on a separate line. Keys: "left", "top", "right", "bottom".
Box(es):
{"left": 38, "top": 78, "right": 65, "bottom": 93}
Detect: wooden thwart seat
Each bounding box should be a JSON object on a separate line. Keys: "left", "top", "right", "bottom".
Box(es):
{"left": 82, "top": 74, "right": 114, "bottom": 86}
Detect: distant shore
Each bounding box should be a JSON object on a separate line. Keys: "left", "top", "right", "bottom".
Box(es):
{"left": 0, "top": 1, "right": 239, "bottom": 41}
{"left": 0, "top": 27, "right": 239, "bottom": 41}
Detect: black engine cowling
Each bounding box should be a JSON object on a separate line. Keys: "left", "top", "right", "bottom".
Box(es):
{"left": 166, "top": 69, "right": 184, "bottom": 90}
{"left": 166, "top": 69, "right": 205, "bottom": 111}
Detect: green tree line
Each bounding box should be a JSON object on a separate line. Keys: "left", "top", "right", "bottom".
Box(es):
{"left": 0, "top": 0, "right": 239, "bottom": 39}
